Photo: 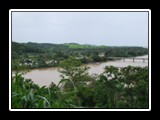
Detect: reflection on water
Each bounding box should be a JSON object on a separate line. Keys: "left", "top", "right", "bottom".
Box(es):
{"left": 22, "top": 55, "right": 148, "bottom": 87}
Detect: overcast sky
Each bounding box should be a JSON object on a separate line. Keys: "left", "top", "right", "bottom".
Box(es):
{"left": 12, "top": 12, "right": 148, "bottom": 47}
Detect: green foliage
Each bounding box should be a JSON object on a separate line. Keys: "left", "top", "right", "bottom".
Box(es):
{"left": 59, "top": 57, "right": 91, "bottom": 92}
{"left": 12, "top": 64, "right": 149, "bottom": 108}
{"left": 12, "top": 73, "right": 60, "bottom": 108}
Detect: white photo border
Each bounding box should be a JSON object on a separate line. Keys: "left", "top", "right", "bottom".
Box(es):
{"left": 9, "top": 9, "right": 151, "bottom": 111}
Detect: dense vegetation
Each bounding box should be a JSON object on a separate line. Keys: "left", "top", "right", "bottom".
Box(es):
{"left": 12, "top": 57, "right": 148, "bottom": 108}
{"left": 12, "top": 42, "right": 148, "bottom": 70}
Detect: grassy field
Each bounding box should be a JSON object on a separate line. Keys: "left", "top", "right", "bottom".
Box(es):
{"left": 64, "top": 43, "right": 107, "bottom": 49}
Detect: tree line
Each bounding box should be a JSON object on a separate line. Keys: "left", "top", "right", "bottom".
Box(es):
{"left": 12, "top": 42, "right": 148, "bottom": 70}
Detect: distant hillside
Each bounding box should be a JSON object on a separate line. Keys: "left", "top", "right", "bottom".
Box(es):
{"left": 12, "top": 42, "right": 108, "bottom": 52}
{"left": 12, "top": 42, "right": 46, "bottom": 55}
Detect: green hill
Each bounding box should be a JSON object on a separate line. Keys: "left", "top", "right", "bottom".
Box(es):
{"left": 64, "top": 43, "right": 107, "bottom": 49}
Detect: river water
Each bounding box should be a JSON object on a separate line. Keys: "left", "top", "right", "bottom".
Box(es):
{"left": 22, "top": 55, "right": 148, "bottom": 87}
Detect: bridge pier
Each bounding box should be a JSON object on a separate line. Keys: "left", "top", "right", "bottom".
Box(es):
{"left": 133, "top": 58, "right": 135, "bottom": 62}
{"left": 123, "top": 58, "right": 125, "bottom": 62}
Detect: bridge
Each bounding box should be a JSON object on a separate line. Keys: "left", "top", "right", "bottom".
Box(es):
{"left": 107, "top": 57, "right": 148, "bottom": 63}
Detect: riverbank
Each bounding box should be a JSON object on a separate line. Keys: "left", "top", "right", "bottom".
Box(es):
{"left": 19, "top": 55, "right": 148, "bottom": 87}
{"left": 13, "top": 54, "right": 148, "bottom": 72}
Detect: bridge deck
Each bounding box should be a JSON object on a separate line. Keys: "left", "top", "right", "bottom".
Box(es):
{"left": 107, "top": 57, "right": 148, "bottom": 60}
